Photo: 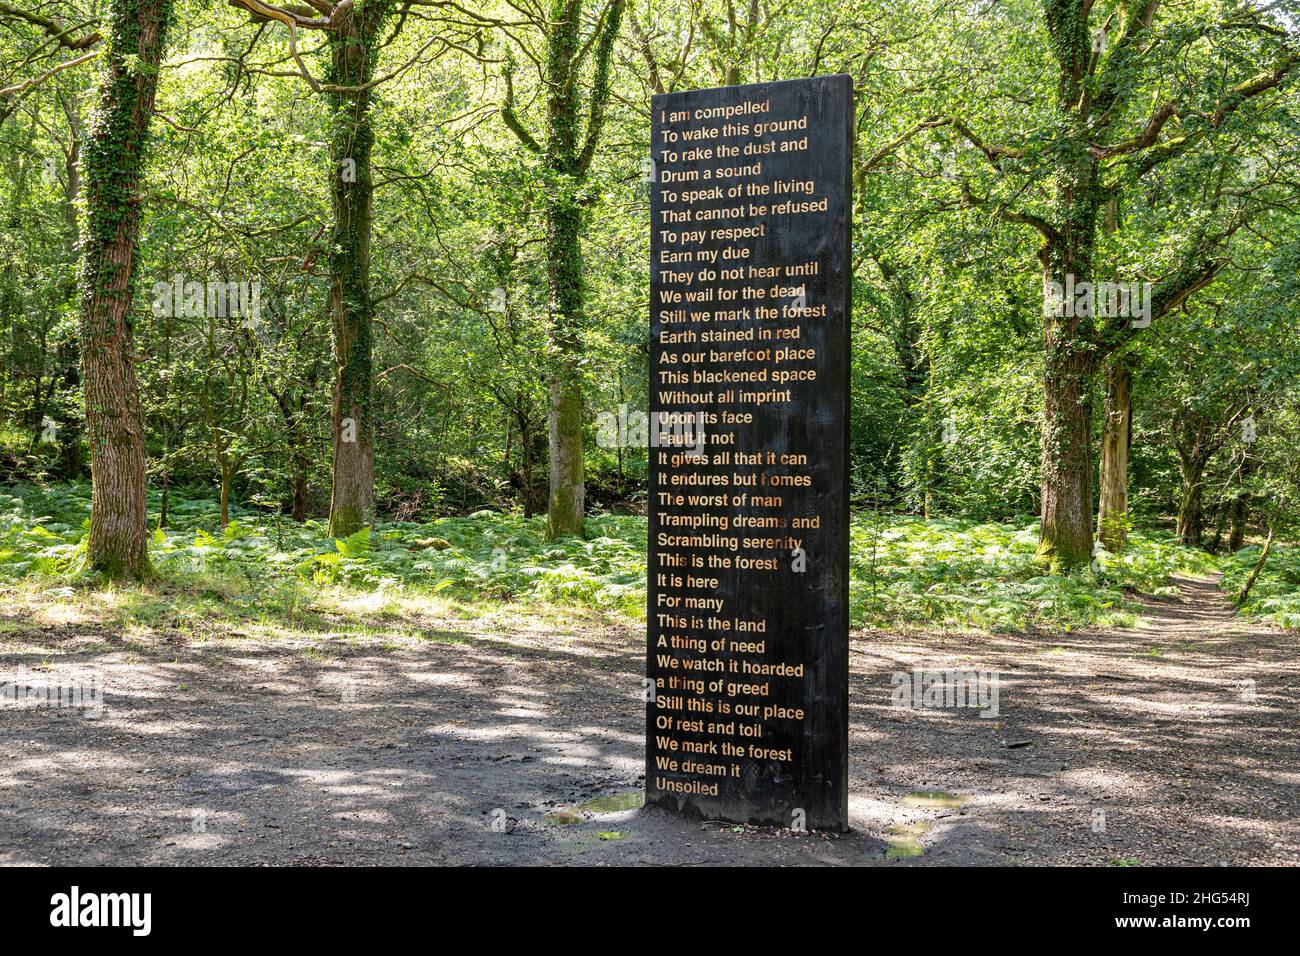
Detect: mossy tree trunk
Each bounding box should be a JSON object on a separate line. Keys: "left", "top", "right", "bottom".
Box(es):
{"left": 1008, "top": 0, "right": 1281, "bottom": 569}
{"left": 503, "top": 0, "right": 625, "bottom": 539}
{"left": 324, "top": 2, "right": 389, "bottom": 538}
{"left": 1032, "top": 2, "right": 1103, "bottom": 573}
{"left": 78, "top": 0, "right": 173, "bottom": 579}
{"left": 545, "top": 181, "right": 586, "bottom": 538}
{"left": 1176, "top": 455, "right": 1208, "bottom": 548}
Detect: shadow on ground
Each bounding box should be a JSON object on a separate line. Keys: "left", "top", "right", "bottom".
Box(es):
{"left": 1, "top": 576, "right": 1296, "bottom": 865}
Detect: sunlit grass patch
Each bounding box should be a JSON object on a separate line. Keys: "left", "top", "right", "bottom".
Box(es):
{"left": 0, "top": 482, "right": 1256, "bottom": 637}
{"left": 850, "top": 513, "right": 1219, "bottom": 632}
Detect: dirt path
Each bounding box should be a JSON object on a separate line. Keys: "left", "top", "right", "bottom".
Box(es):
{"left": 1, "top": 575, "right": 1296, "bottom": 866}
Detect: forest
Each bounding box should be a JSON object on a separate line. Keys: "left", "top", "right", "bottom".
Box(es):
{"left": 2, "top": 0, "right": 1297, "bottom": 630}
{"left": 1, "top": 0, "right": 1298, "bottom": 868}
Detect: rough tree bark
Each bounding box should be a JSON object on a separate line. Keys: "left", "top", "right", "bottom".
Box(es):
{"left": 1032, "top": 1, "right": 1105, "bottom": 572}
{"left": 545, "top": 171, "right": 586, "bottom": 538}
{"left": 1176, "top": 464, "right": 1205, "bottom": 548}
{"left": 324, "top": 3, "right": 386, "bottom": 538}
{"left": 78, "top": 0, "right": 173, "bottom": 579}
{"left": 225, "top": 0, "right": 397, "bottom": 539}
{"left": 1037, "top": 313, "right": 1098, "bottom": 572}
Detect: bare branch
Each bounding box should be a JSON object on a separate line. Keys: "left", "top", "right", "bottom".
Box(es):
{"left": 0, "top": 49, "right": 100, "bottom": 102}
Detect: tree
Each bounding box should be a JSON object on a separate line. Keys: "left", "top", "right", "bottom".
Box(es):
{"left": 500, "top": 0, "right": 625, "bottom": 538}
{"left": 78, "top": 0, "right": 173, "bottom": 578}
{"left": 224, "top": 0, "right": 413, "bottom": 537}
{"left": 1095, "top": 354, "right": 1131, "bottom": 551}
{"left": 926, "top": 0, "right": 1299, "bottom": 570}
{"left": 1141, "top": 237, "right": 1300, "bottom": 549}
{"left": 0, "top": 2, "right": 101, "bottom": 127}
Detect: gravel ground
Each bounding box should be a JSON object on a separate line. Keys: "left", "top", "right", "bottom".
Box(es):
{"left": 1, "top": 575, "right": 1296, "bottom": 866}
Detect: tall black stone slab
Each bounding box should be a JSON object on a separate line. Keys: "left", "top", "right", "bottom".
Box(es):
{"left": 646, "top": 75, "right": 851, "bottom": 832}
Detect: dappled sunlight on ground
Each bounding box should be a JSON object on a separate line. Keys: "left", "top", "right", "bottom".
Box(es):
{"left": 0, "top": 574, "right": 1296, "bottom": 865}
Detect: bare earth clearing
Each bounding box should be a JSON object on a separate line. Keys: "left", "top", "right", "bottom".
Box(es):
{"left": 2, "top": 575, "right": 1296, "bottom": 866}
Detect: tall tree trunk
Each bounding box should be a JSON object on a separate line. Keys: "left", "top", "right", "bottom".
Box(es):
{"left": 78, "top": 0, "right": 173, "bottom": 579}
{"left": 1228, "top": 450, "right": 1253, "bottom": 551}
{"left": 544, "top": 190, "right": 585, "bottom": 536}
{"left": 1096, "top": 356, "right": 1132, "bottom": 551}
{"left": 1176, "top": 459, "right": 1206, "bottom": 547}
{"left": 1038, "top": 343, "right": 1096, "bottom": 571}
{"left": 504, "top": 0, "right": 624, "bottom": 539}
{"left": 515, "top": 404, "right": 545, "bottom": 517}
{"left": 1038, "top": 183, "right": 1100, "bottom": 572}
{"left": 546, "top": 372, "right": 585, "bottom": 536}
{"left": 325, "top": 5, "right": 384, "bottom": 539}
{"left": 1034, "top": 18, "right": 1102, "bottom": 571}
{"left": 542, "top": 4, "right": 588, "bottom": 539}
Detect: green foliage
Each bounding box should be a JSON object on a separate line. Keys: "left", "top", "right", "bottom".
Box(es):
{"left": 0, "top": 483, "right": 1253, "bottom": 632}
{"left": 1221, "top": 543, "right": 1300, "bottom": 629}
{"left": 0, "top": 482, "right": 647, "bottom": 616}
{"left": 4, "top": 0, "right": 1300, "bottom": 607}
{"left": 0, "top": 488, "right": 85, "bottom": 577}
{"left": 850, "top": 513, "right": 1218, "bottom": 632}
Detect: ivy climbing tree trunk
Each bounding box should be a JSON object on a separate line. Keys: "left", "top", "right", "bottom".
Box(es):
{"left": 1096, "top": 356, "right": 1132, "bottom": 551}
{"left": 225, "top": 0, "right": 400, "bottom": 539}
{"left": 545, "top": 153, "right": 587, "bottom": 539}
{"left": 922, "top": 0, "right": 1295, "bottom": 571}
{"left": 1033, "top": 2, "right": 1103, "bottom": 573}
{"left": 1176, "top": 457, "right": 1208, "bottom": 548}
{"left": 501, "top": 0, "right": 626, "bottom": 539}
{"left": 324, "top": 3, "right": 386, "bottom": 539}
{"left": 1037, "top": 303, "right": 1100, "bottom": 572}
{"left": 78, "top": 0, "right": 173, "bottom": 579}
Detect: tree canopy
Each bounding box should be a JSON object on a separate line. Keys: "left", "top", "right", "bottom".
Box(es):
{"left": 0, "top": 0, "right": 1297, "bottom": 584}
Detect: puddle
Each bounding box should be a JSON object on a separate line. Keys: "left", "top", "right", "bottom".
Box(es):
{"left": 577, "top": 791, "right": 645, "bottom": 814}
{"left": 544, "top": 809, "right": 583, "bottom": 825}
{"left": 545, "top": 791, "right": 643, "bottom": 825}
{"left": 885, "top": 821, "right": 931, "bottom": 859}
{"left": 901, "top": 790, "right": 965, "bottom": 809}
